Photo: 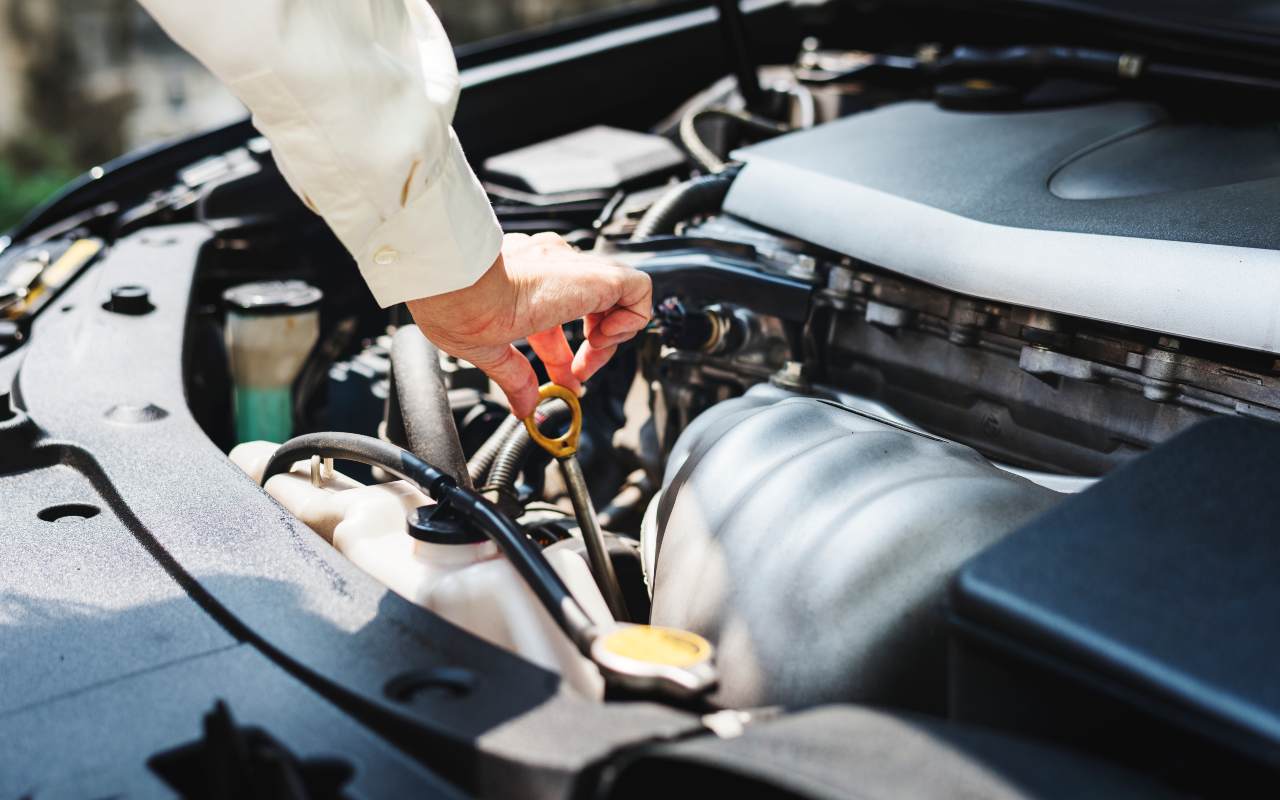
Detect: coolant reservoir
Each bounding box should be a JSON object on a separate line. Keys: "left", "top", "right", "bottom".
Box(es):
{"left": 224, "top": 281, "right": 322, "bottom": 444}
{"left": 231, "top": 441, "right": 613, "bottom": 697}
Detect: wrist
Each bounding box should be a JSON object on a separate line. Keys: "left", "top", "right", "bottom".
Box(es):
{"left": 407, "top": 253, "right": 510, "bottom": 337}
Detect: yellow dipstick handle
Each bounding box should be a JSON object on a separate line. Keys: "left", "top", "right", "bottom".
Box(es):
{"left": 523, "top": 381, "right": 630, "bottom": 622}
{"left": 523, "top": 382, "right": 582, "bottom": 459}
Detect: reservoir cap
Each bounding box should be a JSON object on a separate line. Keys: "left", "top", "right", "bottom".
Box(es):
{"left": 224, "top": 280, "right": 322, "bottom": 316}
{"left": 407, "top": 504, "right": 487, "bottom": 545}
{"left": 591, "top": 624, "right": 718, "bottom": 698}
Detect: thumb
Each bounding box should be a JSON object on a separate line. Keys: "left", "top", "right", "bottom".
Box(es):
{"left": 461, "top": 342, "right": 540, "bottom": 418}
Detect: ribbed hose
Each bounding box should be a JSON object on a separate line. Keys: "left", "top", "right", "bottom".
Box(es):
{"left": 630, "top": 170, "right": 738, "bottom": 241}
{"left": 466, "top": 414, "right": 522, "bottom": 486}
{"left": 261, "top": 432, "right": 598, "bottom": 651}
{"left": 487, "top": 400, "right": 572, "bottom": 493}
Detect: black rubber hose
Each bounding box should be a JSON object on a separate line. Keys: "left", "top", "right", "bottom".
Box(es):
{"left": 261, "top": 432, "right": 597, "bottom": 651}
{"left": 937, "top": 45, "right": 1127, "bottom": 77}
{"left": 631, "top": 170, "right": 738, "bottom": 241}
{"left": 466, "top": 414, "right": 522, "bottom": 486}
{"left": 487, "top": 400, "right": 571, "bottom": 493}
{"left": 712, "top": 0, "right": 765, "bottom": 112}
{"left": 936, "top": 45, "right": 1280, "bottom": 95}
{"left": 386, "top": 325, "right": 472, "bottom": 489}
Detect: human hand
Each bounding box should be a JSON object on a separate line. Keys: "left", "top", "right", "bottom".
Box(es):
{"left": 406, "top": 232, "right": 652, "bottom": 418}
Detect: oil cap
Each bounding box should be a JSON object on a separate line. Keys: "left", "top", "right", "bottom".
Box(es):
{"left": 590, "top": 623, "right": 718, "bottom": 698}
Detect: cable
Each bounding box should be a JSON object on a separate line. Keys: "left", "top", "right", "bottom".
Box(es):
{"left": 262, "top": 432, "right": 597, "bottom": 652}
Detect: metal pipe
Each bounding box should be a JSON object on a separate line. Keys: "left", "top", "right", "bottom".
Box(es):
{"left": 522, "top": 383, "right": 631, "bottom": 622}
{"left": 560, "top": 455, "right": 630, "bottom": 622}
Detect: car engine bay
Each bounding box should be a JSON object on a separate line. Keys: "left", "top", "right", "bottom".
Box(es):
{"left": 6, "top": 1, "right": 1280, "bottom": 796}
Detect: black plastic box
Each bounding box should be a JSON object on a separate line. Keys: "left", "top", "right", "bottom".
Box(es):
{"left": 949, "top": 417, "right": 1280, "bottom": 794}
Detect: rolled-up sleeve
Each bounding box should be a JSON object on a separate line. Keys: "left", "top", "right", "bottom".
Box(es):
{"left": 137, "top": 0, "right": 503, "bottom": 306}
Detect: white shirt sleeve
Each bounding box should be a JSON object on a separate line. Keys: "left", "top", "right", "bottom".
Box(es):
{"left": 137, "top": 0, "right": 503, "bottom": 307}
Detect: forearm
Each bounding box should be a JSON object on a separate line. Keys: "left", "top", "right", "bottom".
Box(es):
{"left": 137, "top": 0, "right": 502, "bottom": 306}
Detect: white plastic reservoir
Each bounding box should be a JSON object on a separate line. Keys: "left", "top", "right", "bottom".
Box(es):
{"left": 231, "top": 441, "right": 614, "bottom": 697}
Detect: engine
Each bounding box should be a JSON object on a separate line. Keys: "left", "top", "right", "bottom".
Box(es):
{"left": 645, "top": 388, "right": 1059, "bottom": 710}
{"left": 13, "top": 5, "right": 1280, "bottom": 792}
{"left": 101, "top": 33, "right": 1280, "bottom": 792}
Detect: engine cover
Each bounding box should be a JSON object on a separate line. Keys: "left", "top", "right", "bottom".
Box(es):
{"left": 646, "top": 391, "right": 1061, "bottom": 711}
{"left": 725, "top": 101, "right": 1280, "bottom": 353}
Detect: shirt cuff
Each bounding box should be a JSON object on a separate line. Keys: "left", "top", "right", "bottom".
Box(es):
{"left": 357, "top": 130, "right": 503, "bottom": 308}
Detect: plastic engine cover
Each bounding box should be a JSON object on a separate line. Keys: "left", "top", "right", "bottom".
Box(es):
{"left": 647, "top": 394, "right": 1062, "bottom": 711}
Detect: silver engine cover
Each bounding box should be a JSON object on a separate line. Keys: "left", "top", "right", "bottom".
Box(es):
{"left": 646, "top": 392, "right": 1062, "bottom": 711}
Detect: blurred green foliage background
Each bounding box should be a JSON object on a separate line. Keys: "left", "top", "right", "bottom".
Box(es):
{"left": 0, "top": 0, "right": 655, "bottom": 232}
{"left": 0, "top": 141, "right": 79, "bottom": 232}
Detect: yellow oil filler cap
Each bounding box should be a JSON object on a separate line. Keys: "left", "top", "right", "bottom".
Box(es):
{"left": 590, "top": 624, "right": 717, "bottom": 698}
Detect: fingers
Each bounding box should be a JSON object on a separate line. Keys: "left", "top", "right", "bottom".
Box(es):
{"left": 582, "top": 268, "right": 653, "bottom": 349}
{"left": 463, "top": 342, "right": 540, "bottom": 418}
{"left": 572, "top": 338, "right": 619, "bottom": 383}
{"left": 582, "top": 312, "right": 635, "bottom": 351}
{"left": 527, "top": 326, "right": 582, "bottom": 393}
{"left": 416, "top": 235, "right": 654, "bottom": 409}
{"left": 567, "top": 268, "right": 652, "bottom": 381}
{"left": 584, "top": 307, "right": 650, "bottom": 349}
